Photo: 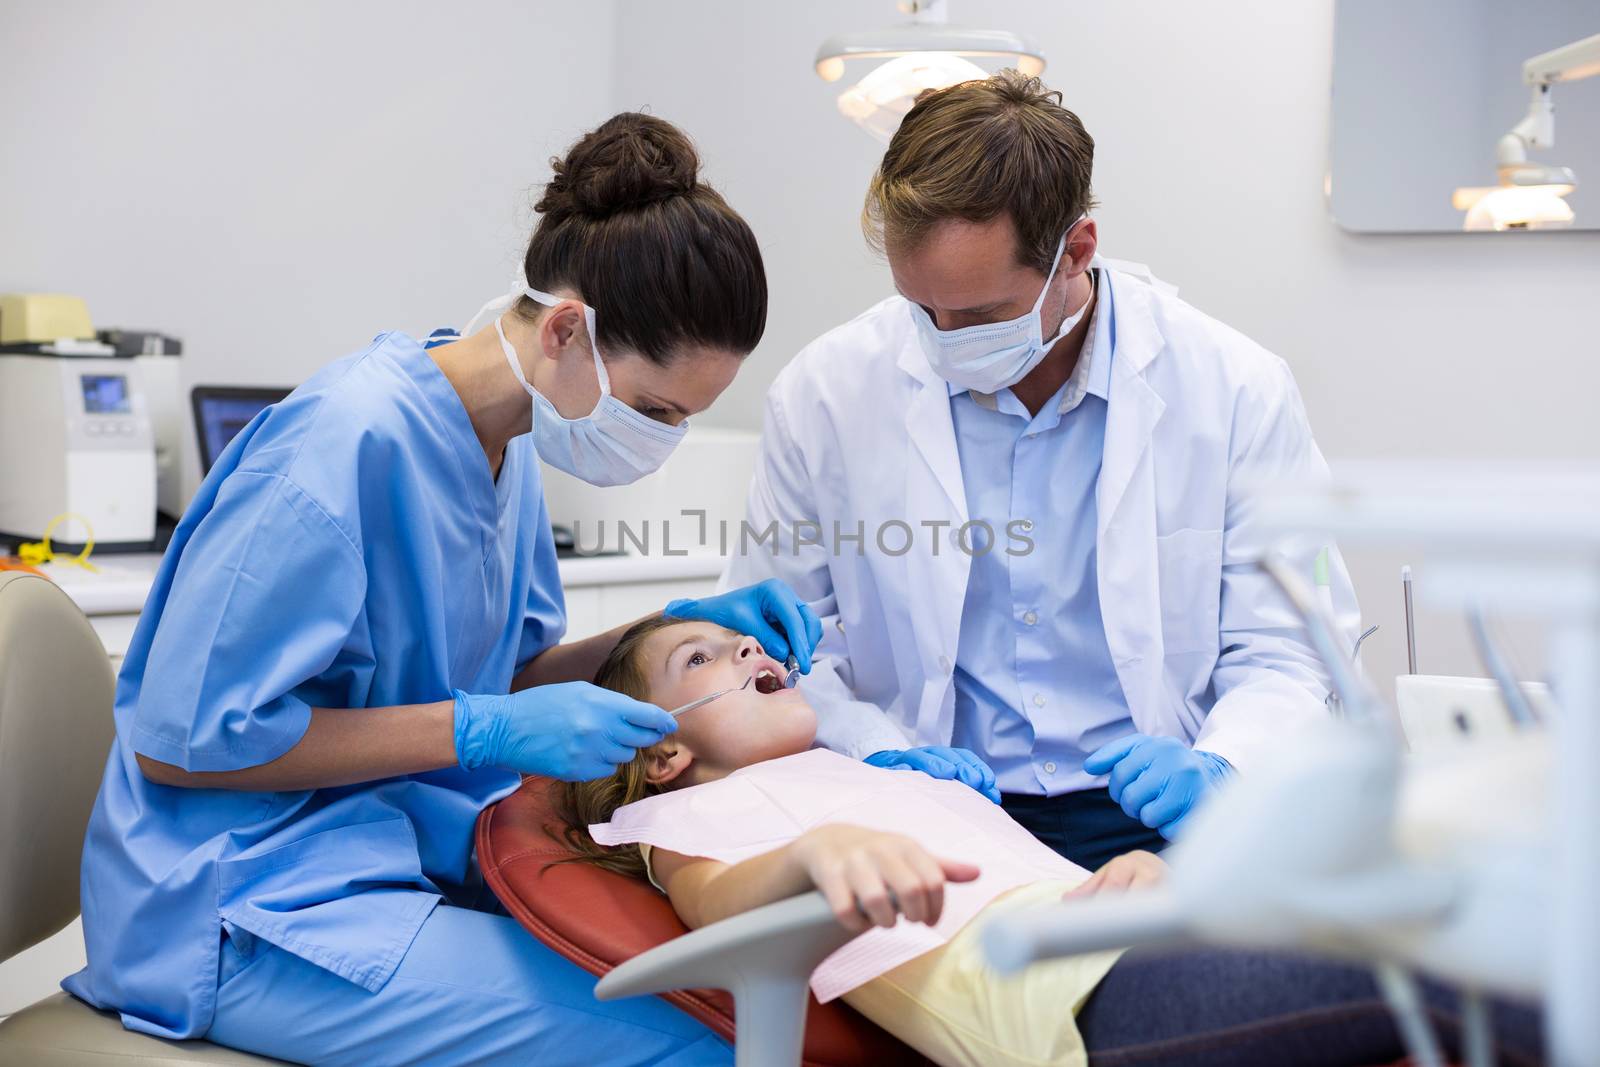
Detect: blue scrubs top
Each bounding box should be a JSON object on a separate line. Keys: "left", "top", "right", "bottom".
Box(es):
{"left": 64, "top": 331, "right": 565, "bottom": 1039}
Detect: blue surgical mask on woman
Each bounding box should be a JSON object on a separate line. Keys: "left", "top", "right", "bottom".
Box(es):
{"left": 909, "top": 219, "right": 1091, "bottom": 394}
{"left": 494, "top": 286, "right": 687, "bottom": 487}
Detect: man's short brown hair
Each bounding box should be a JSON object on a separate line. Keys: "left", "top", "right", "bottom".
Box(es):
{"left": 863, "top": 70, "right": 1097, "bottom": 274}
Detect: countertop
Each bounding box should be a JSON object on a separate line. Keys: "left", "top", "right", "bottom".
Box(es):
{"left": 37, "top": 549, "right": 727, "bottom": 616}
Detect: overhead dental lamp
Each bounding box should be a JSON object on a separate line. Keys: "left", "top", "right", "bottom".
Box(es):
{"left": 1453, "top": 31, "right": 1600, "bottom": 231}
{"left": 815, "top": 0, "right": 1046, "bottom": 143}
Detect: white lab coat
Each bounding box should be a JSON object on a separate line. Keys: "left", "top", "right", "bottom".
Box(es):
{"left": 721, "top": 260, "right": 1361, "bottom": 774}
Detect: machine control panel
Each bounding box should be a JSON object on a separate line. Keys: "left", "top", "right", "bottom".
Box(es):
{"left": 61, "top": 364, "right": 152, "bottom": 451}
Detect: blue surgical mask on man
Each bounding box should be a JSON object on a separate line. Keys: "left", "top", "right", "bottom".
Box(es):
{"left": 494, "top": 287, "right": 687, "bottom": 487}
{"left": 909, "top": 219, "right": 1091, "bottom": 394}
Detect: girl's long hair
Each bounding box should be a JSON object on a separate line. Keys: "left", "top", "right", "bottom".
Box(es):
{"left": 548, "top": 613, "right": 682, "bottom": 880}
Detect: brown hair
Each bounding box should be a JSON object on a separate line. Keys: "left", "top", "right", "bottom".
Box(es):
{"left": 863, "top": 70, "right": 1097, "bottom": 274}
{"left": 549, "top": 613, "right": 684, "bottom": 880}
{"left": 518, "top": 112, "right": 767, "bottom": 365}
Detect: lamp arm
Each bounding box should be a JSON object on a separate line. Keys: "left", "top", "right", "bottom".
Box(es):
{"left": 1498, "top": 33, "right": 1600, "bottom": 162}
{"left": 1522, "top": 31, "right": 1600, "bottom": 86}
{"left": 1501, "top": 85, "right": 1554, "bottom": 161}
{"left": 899, "top": 0, "right": 950, "bottom": 23}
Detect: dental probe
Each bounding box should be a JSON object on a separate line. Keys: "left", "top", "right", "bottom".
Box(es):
{"left": 667, "top": 675, "right": 752, "bottom": 718}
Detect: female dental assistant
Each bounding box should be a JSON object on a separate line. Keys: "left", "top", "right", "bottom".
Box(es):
{"left": 64, "top": 113, "right": 818, "bottom": 1067}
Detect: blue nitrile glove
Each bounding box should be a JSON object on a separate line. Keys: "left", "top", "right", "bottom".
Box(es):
{"left": 864, "top": 746, "right": 1003, "bottom": 804}
{"left": 1082, "top": 734, "right": 1233, "bottom": 841}
{"left": 664, "top": 579, "right": 824, "bottom": 672}
{"left": 452, "top": 682, "right": 677, "bottom": 782}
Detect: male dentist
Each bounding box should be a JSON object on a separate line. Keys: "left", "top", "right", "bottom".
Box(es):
{"left": 722, "top": 71, "right": 1360, "bottom": 870}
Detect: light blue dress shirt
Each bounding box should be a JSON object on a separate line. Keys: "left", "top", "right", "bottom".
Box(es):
{"left": 948, "top": 270, "right": 1135, "bottom": 795}
{"left": 64, "top": 331, "right": 565, "bottom": 1039}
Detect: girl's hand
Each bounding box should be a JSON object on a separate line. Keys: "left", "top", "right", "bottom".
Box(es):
{"left": 790, "top": 824, "right": 981, "bottom": 933}
{"left": 1064, "top": 850, "right": 1169, "bottom": 899}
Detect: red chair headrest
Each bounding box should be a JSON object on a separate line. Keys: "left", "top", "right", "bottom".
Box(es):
{"left": 475, "top": 776, "right": 925, "bottom": 1067}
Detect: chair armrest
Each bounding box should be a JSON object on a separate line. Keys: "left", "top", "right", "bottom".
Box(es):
{"left": 595, "top": 891, "right": 860, "bottom": 1067}
{"left": 981, "top": 886, "right": 1189, "bottom": 975}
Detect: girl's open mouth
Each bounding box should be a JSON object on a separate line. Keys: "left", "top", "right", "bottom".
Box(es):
{"left": 753, "top": 667, "right": 784, "bottom": 695}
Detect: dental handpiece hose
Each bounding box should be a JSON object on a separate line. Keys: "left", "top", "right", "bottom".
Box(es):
{"left": 1315, "top": 549, "right": 1343, "bottom": 716}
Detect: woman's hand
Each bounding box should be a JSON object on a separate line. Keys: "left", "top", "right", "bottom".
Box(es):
{"left": 790, "top": 824, "right": 980, "bottom": 933}
{"left": 452, "top": 681, "right": 676, "bottom": 780}
{"left": 1064, "top": 850, "right": 1169, "bottom": 899}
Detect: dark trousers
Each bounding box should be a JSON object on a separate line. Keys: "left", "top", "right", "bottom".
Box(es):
{"left": 1002, "top": 793, "right": 1545, "bottom": 1065}
{"left": 1002, "top": 787, "right": 1167, "bottom": 870}
{"left": 1080, "top": 947, "right": 1544, "bottom": 1067}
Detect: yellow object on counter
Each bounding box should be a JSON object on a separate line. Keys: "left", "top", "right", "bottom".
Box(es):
{"left": 0, "top": 293, "right": 96, "bottom": 344}
{"left": 17, "top": 512, "right": 98, "bottom": 573}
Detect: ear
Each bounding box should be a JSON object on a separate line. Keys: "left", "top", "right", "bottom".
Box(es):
{"left": 1063, "top": 217, "right": 1098, "bottom": 277}
{"left": 535, "top": 300, "right": 589, "bottom": 364}
{"left": 643, "top": 742, "right": 694, "bottom": 787}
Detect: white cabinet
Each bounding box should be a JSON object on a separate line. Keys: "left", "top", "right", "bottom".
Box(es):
{"left": 558, "top": 557, "right": 723, "bottom": 641}
{"left": 562, "top": 579, "right": 718, "bottom": 642}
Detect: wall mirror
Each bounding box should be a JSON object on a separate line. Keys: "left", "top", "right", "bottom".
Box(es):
{"left": 1331, "top": 0, "right": 1600, "bottom": 232}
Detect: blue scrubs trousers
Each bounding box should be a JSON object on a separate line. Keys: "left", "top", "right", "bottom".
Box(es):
{"left": 207, "top": 904, "right": 733, "bottom": 1066}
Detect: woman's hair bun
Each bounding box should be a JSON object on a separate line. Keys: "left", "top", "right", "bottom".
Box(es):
{"left": 537, "top": 112, "right": 700, "bottom": 218}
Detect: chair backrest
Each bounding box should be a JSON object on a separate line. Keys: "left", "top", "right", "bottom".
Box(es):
{"left": 476, "top": 777, "right": 928, "bottom": 1067}
{"left": 0, "top": 572, "right": 116, "bottom": 963}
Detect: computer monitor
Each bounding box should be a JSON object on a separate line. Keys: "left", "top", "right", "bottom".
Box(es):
{"left": 191, "top": 385, "right": 292, "bottom": 474}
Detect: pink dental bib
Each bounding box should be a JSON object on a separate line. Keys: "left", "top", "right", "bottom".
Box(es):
{"left": 589, "top": 748, "right": 1089, "bottom": 1002}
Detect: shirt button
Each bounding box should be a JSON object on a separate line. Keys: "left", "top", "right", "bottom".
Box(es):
{"left": 1023, "top": 610, "right": 1038, "bottom": 626}
{"left": 938, "top": 655, "right": 951, "bottom": 673}
{"left": 1032, "top": 693, "right": 1045, "bottom": 708}
{"left": 1043, "top": 761, "right": 1057, "bottom": 774}
{"left": 1019, "top": 519, "right": 1034, "bottom": 532}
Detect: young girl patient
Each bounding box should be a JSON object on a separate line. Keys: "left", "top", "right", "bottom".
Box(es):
{"left": 556, "top": 614, "right": 1159, "bottom": 1067}
{"left": 556, "top": 615, "right": 1548, "bottom": 1067}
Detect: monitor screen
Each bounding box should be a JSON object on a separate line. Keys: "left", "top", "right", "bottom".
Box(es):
{"left": 81, "top": 374, "right": 131, "bottom": 414}
{"left": 191, "top": 386, "right": 292, "bottom": 473}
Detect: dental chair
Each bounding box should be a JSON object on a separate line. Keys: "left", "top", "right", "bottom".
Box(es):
{"left": 476, "top": 777, "right": 929, "bottom": 1067}
{"left": 0, "top": 572, "right": 286, "bottom": 1066}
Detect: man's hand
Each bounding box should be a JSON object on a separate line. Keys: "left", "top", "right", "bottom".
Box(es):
{"left": 863, "top": 746, "right": 1002, "bottom": 804}
{"left": 664, "top": 580, "right": 823, "bottom": 672}
{"left": 1065, "top": 850, "right": 1168, "bottom": 898}
{"left": 1083, "top": 734, "right": 1232, "bottom": 840}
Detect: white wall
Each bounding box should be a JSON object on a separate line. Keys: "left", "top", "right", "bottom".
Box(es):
{"left": 1, "top": 0, "right": 620, "bottom": 501}
{"left": 612, "top": 0, "right": 1600, "bottom": 700}
{"left": 0, "top": 0, "right": 621, "bottom": 1015}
